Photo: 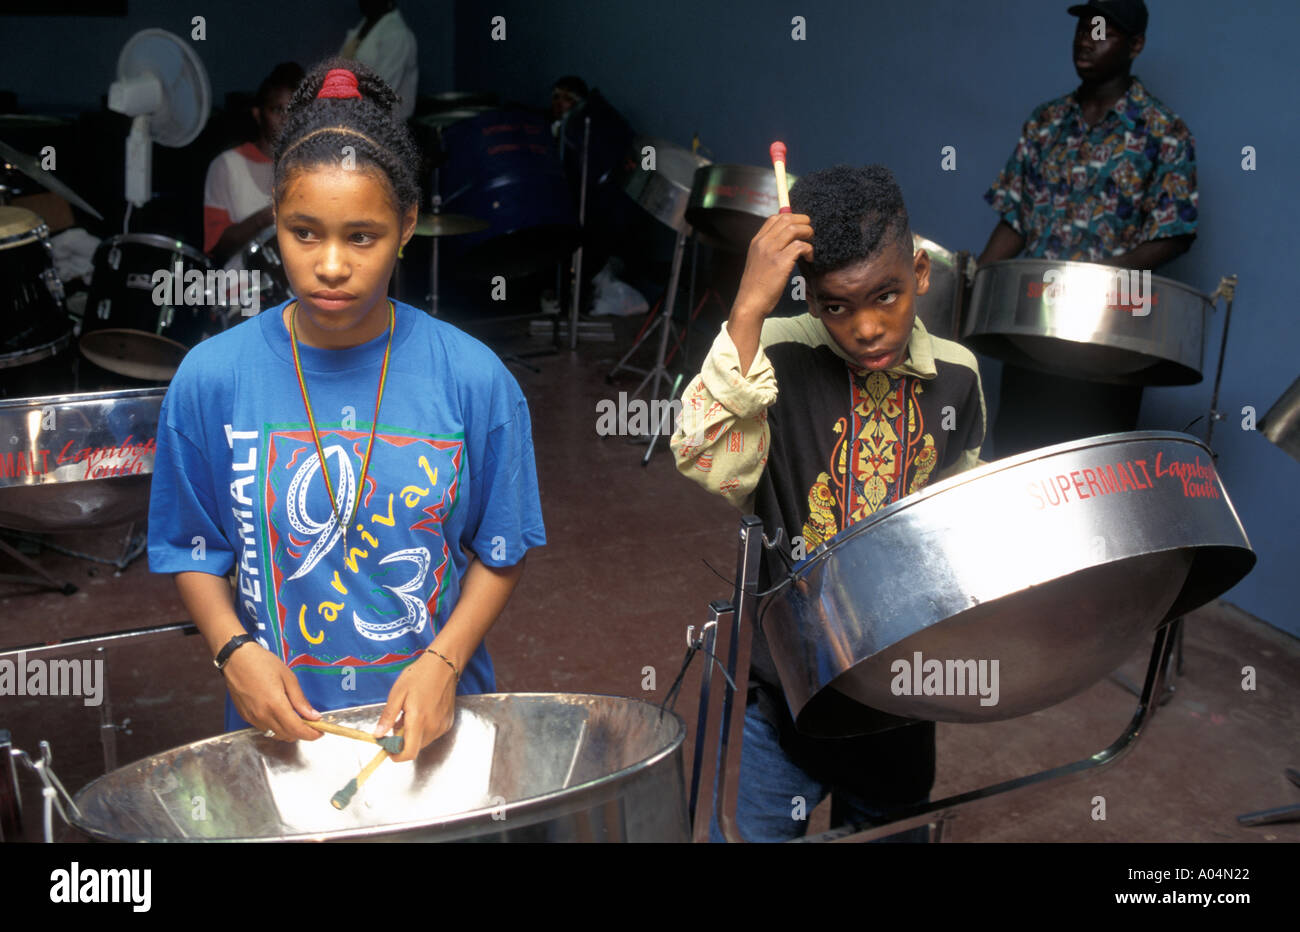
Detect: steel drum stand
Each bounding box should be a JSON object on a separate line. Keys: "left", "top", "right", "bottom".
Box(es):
{"left": 0, "top": 621, "right": 198, "bottom": 777}
{"left": 0, "top": 535, "right": 77, "bottom": 594}
{"left": 689, "top": 515, "right": 1182, "bottom": 843}
{"left": 1110, "top": 274, "right": 1238, "bottom": 703}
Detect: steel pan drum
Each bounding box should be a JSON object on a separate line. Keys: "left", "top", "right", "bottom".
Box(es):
{"left": 69, "top": 694, "right": 689, "bottom": 842}
{"left": 963, "top": 258, "right": 1209, "bottom": 385}
{"left": 685, "top": 163, "right": 799, "bottom": 252}
{"left": 763, "top": 432, "right": 1255, "bottom": 737}
{"left": 1261, "top": 375, "right": 1300, "bottom": 465}
{"left": 439, "top": 109, "right": 580, "bottom": 280}
{"left": 0, "top": 386, "right": 163, "bottom": 532}
{"left": 913, "top": 234, "right": 966, "bottom": 341}
{"left": 622, "top": 136, "right": 710, "bottom": 235}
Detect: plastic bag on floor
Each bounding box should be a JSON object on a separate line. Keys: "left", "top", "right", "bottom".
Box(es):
{"left": 589, "top": 261, "right": 648, "bottom": 317}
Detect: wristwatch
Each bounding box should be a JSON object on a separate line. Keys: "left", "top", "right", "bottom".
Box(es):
{"left": 214, "top": 634, "right": 256, "bottom": 671}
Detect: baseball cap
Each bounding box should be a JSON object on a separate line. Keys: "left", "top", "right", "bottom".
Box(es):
{"left": 1067, "top": 0, "right": 1149, "bottom": 35}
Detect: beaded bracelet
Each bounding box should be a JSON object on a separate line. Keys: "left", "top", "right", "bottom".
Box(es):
{"left": 425, "top": 647, "right": 461, "bottom": 683}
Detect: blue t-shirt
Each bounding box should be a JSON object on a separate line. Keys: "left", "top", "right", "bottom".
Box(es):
{"left": 148, "top": 300, "right": 546, "bottom": 730}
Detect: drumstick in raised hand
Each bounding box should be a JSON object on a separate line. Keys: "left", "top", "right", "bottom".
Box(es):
{"left": 306, "top": 719, "right": 405, "bottom": 755}
{"left": 769, "top": 141, "right": 792, "bottom": 213}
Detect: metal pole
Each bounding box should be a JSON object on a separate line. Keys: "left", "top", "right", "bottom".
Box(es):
{"left": 1205, "top": 274, "right": 1238, "bottom": 450}
{"left": 568, "top": 115, "right": 591, "bottom": 350}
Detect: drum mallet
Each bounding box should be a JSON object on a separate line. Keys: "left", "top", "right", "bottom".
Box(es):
{"left": 769, "top": 141, "right": 792, "bottom": 213}
{"left": 330, "top": 745, "right": 391, "bottom": 810}
{"left": 306, "top": 719, "right": 404, "bottom": 755}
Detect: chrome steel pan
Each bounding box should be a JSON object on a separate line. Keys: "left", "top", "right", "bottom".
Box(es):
{"left": 684, "top": 163, "right": 798, "bottom": 252}
{"left": 913, "top": 234, "right": 966, "bottom": 341}
{"left": 621, "top": 136, "right": 710, "bottom": 235}
{"left": 962, "top": 258, "right": 1210, "bottom": 385}
{"left": 763, "top": 432, "right": 1255, "bottom": 737}
{"left": 1261, "top": 375, "right": 1300, "bottom": 465}
{"left": 69, "top": 694, "right": 689, "bottom": 842}
{"left": 0, "top": 387, "right": 164, "bottom": 532}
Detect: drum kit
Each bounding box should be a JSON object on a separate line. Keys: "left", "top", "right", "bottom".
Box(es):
{"left": 0, "top": 135, "right": 230, "bottom": 593}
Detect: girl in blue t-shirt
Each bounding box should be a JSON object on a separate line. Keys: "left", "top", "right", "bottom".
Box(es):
{"left": 148, "top": 59, "right": 545, "bottom": 763}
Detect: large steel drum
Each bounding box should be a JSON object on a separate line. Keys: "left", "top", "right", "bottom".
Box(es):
{"left": 622, "top": 136, "right": 710, "bottom": 235}
{"left": 963, "top": 258, "right": 1210, "bottom": 385}
{"left": 0, "top": 386, "right": 164, "bottom": 531}
{"left": 763, "top": 432, "right": 1255, "bottom": 737}
{"left": 913, "top": 234, "right": 966, "bottom": 341}
{"left": 685, "top": 163, "right": 798, "bottom": 252}
{"left": 1261, "top": 374, "right": 1300, "bottom": 464}
{"left": 438, "top": 108, "right": 580, "bottom": 280}
{"left": 69, "top": 694, "right": 689, "bottom": 842}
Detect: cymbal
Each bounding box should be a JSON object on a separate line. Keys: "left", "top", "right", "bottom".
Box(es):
{"left": 0, "top": 114, "right": 71, "bottom": 130}
{"left": 411, "top": 108, "right": 489, "bottom": 130}
{"left": 0, "top": 138, "right": 103, "bottom": 220}
{"left": 414, "top": 212, "right": 489, "bottom": 237}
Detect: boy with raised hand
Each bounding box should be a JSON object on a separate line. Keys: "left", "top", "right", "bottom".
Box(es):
{"left": 670, "top": 164, "right": 986, "bottom": 842}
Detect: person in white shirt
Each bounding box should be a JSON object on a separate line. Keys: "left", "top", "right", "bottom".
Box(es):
{"left": 204, "top": 62, "right": 304, "bottom": 263}
{"left": 340, "top": 0, "right": 418, "bottom": 121}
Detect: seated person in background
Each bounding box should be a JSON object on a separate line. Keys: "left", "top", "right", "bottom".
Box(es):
{"left": 670, "top": 165, "right": 986, "bottom": 842}
{"left": 204, "top": 62, "right": 304, "bottom": 265}
{"left": 977, "top": 0, "right": 1197, "bottom": 457}
{"left": 549, "top": 75, "right": 587, "bottom": 135}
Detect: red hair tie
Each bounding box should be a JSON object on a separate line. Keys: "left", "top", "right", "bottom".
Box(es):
{"left": 317, "top": 68, "right": 362, "bottom": 100}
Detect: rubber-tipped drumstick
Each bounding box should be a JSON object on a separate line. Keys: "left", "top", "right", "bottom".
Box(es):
{"left": 769, "top": 141, "right": 792, "bottom": 213}
{"left": 331, "top": 745, "right": 390, "bottom": 810}
{"left": 306, "top": 719, "right": 405, "bottom": 755}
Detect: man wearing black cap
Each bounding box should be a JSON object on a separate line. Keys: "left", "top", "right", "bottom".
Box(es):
{"left": 977, "top": 0, "right": 1198, "bottom": 457}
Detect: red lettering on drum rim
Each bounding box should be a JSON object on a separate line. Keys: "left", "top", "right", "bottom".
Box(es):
{"left": 1025, "top": 458, "right": 1160, "bottom": 508}
{"left": 54, "top": 435, "right": 157, "bottom": 480}
{"left": 1152, "top": 451, "right": 1221, "bottom": 499}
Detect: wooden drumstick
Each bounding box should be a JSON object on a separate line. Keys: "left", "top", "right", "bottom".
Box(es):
{"left": 330, "top": 745, "right": 390, "bottom": 810}
{"left": 769, "top": 141, "right": 792, "bottom": 213}
{"left": 306, "top": 719, "right": 405, "bottom": 755}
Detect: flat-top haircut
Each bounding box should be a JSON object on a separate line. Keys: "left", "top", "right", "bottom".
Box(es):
{"left": 273, "top": 57, "right": 422, "bottom": 215}
{"left": 789, "top": 164, "right": 912, "bottom": 277}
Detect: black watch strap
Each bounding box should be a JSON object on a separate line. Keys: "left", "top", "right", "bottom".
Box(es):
{"left": 214, "top": 634, "right": 256, "bottom": 671}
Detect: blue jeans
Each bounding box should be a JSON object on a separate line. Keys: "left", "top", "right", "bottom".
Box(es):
{"left": 709, "top": 702, "right": 931, "bottom": 843}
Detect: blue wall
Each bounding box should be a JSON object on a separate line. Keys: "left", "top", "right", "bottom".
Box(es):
{"left": 0, "top": 0, "right": 454, "bottom": 115}
{"left": 1, "top": 1, "right": 1295, "bottom": 634}
{"left": 453, "top": 0, "right": 1300, "bottom": 636}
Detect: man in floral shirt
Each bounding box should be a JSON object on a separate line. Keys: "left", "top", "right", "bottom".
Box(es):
{"left": 977, "top": 0, "right": 1197, "bottom": 457}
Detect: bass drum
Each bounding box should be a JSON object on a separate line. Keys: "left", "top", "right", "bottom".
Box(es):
{"left": 80, "top": 234, "right": 224, "bottom": 381}
{"left": 439, "top": 108, "right": 580, "bottom": 280}
{"left": 0, "top": 206, "right": 72, "bottom": 368}
{"left": 233, "top": 225, "right": 292, "bottom": 313}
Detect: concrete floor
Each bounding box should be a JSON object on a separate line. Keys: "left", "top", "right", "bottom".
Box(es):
{"left": 1, "top": 312, "right": 1297, "bottom": 843}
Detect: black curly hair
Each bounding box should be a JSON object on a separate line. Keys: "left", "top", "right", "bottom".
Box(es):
{"left": 789, "top": 164, "right": 911, "bottom": 278}
{"left": 273, "top": 58, "right": 422, "bottom": 216}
